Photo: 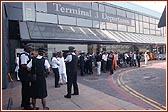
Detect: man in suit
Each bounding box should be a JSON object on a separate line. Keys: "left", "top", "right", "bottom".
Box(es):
{"left": 64, "top": 46, "right": 79, "bottom": 98}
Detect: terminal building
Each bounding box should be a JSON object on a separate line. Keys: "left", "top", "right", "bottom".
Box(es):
{"left": 2, "top": 2, "right": 166, "bottom": 88}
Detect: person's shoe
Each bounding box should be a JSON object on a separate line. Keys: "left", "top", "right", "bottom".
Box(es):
{"left": 43, "top": 107, "right": 49, "bottom": 110}
{"left": 21, "top": 104, "right": 23, "bottom": 107}
{"left": 64, "top": 82, "right": 67, "bottom": 85}
{"left": 24, "top": 106, "right": 33, "bottom": 110}
{"left": 59, "top": 83, "right": 63, "bottom": 85}
{"left": 55, "top": 85, "right": 60, "bottom": 88}
{"left": 33, "top": 107, "right": 39, "bottom": 110}
{"left": 64, "top": 95, "right": 71, "bottom": 98}
{"left": 72, "top": 93, "right": 79, "bottom": 95}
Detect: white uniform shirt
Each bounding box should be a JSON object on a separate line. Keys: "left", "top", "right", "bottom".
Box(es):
{"left": 124, "top": 53, "right": 129, "bottom": 59}
{"left": 65, "top": 52, "right": 76, "bottom": 62}
{"left": 102, "top": 54, "right": 108, "bottom": 61}
{"left": 51, "top": 57, "right": 60, "bottom": 68}
{"left": 20, "top": 52, "right": 30, "bottom": 65}
{"left": 133, "top": 54, "right": 137, "bottom": 60}
{"left": 27, "top": 55, "right": 50, "bottom": 69}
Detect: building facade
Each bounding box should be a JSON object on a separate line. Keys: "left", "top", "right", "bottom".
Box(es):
{"left": 2, "top": 2, "right": 166, "bottom": 88}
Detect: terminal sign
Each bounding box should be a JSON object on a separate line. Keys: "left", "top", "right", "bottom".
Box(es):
{"left": 47, "top": 2, "right": 131, "bottom": 25}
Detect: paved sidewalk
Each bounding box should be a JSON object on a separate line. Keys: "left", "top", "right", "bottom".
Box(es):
{"left": 2, "top": 60, "right": 164, "bottom": 110}
{"left": 2, "top": 77, "right": 145, "bottom": 110}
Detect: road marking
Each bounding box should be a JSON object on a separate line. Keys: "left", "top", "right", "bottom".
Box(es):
{"left": 109, "top": 75, "right": 148, "bottom": 109}
{"left": 118, "top": 82, "right": 163, "bottom": 110}
{"left": 125, "top": 85, "right": 166, "bottom": 109}
{"left": 118, "top": 69, "right": 166, "bottom": 110}
{"left": 83, "top": 77, "right": 104, "bottom": 82}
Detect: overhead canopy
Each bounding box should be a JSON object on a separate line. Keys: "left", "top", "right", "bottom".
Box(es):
{"left": 19, "top": 21, "right": 166, "bottom": 45}
{"left": 102, "top": 30, "right": 166, "bottom": 44}
{"left": 20, "top": 21, "right": 117, "bottom": 44}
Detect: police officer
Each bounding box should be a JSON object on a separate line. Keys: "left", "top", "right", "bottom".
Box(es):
{"left": 18, "top": 44, "right": 33, "bottom": 110}
{"left": 64, "top": 46, "right": 79, "bottom": 98}
{"left": 27, "top": 48, "right": 51, "bottom": 110}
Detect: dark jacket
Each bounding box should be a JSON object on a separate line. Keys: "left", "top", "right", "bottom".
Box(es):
{"left": 66, "top": 54, "right": 78, "bottom": 74}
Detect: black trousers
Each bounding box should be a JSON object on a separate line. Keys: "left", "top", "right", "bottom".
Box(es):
{"left": 53, "top": 68, "right": 59, "bottom": 87}
{"left": 108, "top": 61, "right": 113, "bottom": 75}
{"left": 137, "top": 60, "right": 140, "bottom": 67}
{"left": 66, "top": 72, "right": 79, "bottom": 96}
{"left": 21, "top": 80, "right": 31, "bottom": 108}
{"left": 80, "top": 63, "right": 84, "bottom": 76}
{"left": 103, "top": 61, "right": 107, "bottom": 73}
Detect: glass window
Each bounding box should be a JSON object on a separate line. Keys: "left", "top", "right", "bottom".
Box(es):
{"left": 155, "top": 24, "right": 160, "bottom": 31}
{"left": 150, "top": 30, "right": 155, "bottom": 35}
{"left": 118, "top": 24, "right": 127, "bottom": 31}
{"left": 93, "top": 20, "right": 99, "bottom": 28}
{"left": 143, "top": 22, "right": 149, "bottom": 29}
{"left": 155, "top": 19, "right": 159, "bottom": 24}
{"left": 156, "top": 30, "right": 160, "bottom": 35}
{"left": 36, "top": 12, "right": 57, "bottom": 24}
{"left": 143, "top": 16, "right": 149, "bottom": 22}
{"left": 136, "top": 21, "right": 139, "bottom": 33}
{"left": 150, "top": 18, "right": 155, "bottom": 24}
{"left": 99, "top": 4, "right": 104, "bottom": 12}
{"left": 36, "top": 2, "right": 47, "bottom": 12}
{"left": 161, "top": 27, "right": 165, "bottom": 36}
{"left": 117, "top": 9, "right": 126, "bottom": 17}
{"left": 163, "top": 27, "right": 166, "bottom": 36}
{"left": 150, "top": 24, "right": 155, "bottom": 30}
{"left": 76, "top": 2, "right": 91, "bottom": 9}
{"left": 105, "top": 6, "right": 116, "bottom": 15}
{"left": 139, "top": 15, "right": 142, "bottom": 21}
{"left": 92, "top": 2, "right": 98, "bottom": 11}
{"left": 59, "top": 15, "right": 76, "bottom": 25}
{"left": 23, "top": 2, "right": 35, "bottom": 21}
{"left": 131, "top": 20, "right": 135, "bottom": 26}
{"left": 128, "top": 26, "right": 135, "bottom": 32}
{"left": 106, "top": 22, "right": 117, "bottom": 30}
{"left": 135, "top": 13, "right": 138, "bottom": 20}
{"left": 77, "top": 18, "right": 92, "bottom": 27}
{"left": 139, "top": 21, "right": 143, "bottom": 33}
{"left": 100, "top": 22, "right": 106, "bottom": 29}
{"left": 144, "top": 29, "right": 149, "bottom": 34}
{"left": 126, "top": 11, "right": 134, "bottom": 19}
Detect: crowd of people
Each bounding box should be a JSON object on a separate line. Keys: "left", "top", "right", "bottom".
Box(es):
{"left": 77, "top": 51, "right": 151, "bottom": 76}
{"left": 15, "top": 44, "right": 152, "bottom": 110}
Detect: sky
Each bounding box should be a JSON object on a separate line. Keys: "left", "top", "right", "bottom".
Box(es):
{"left": 126, "top": 1, "right": 166, "bottom": 13}
{"left": 105, "top": 1, "right": 166, "bottom": 13}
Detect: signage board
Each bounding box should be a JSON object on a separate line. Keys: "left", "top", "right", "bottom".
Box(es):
{"left": 47, "top": 2, "right": 131, "bottom": 25}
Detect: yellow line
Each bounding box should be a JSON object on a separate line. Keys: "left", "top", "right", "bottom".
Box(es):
{"left": 118, "top": 78, "right": 164, "bottom": 110}
{"left": 119, "top": 70, "right": 166, "bottom": 109}
{"left": 117, "top": 74, "right": 166, "bottom": 110}
{"left": 125, "top": 85, "right": 166, "bottom": 109}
